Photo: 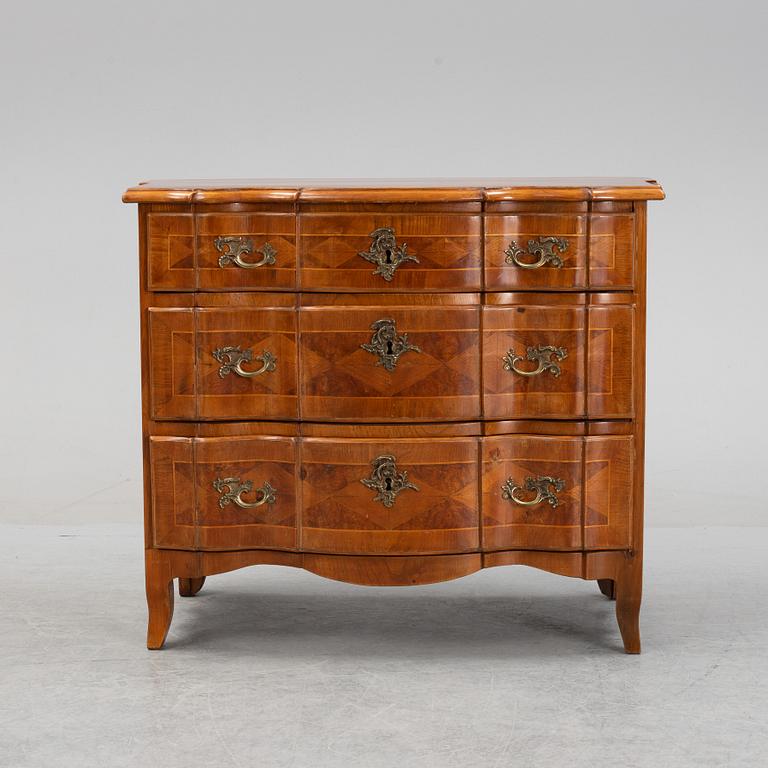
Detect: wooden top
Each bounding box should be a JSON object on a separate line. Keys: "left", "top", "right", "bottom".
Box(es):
{"left": 122, "top": 178, "right": 664, "bottom": 204}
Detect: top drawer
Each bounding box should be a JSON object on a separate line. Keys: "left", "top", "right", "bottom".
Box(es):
{"left": 299, "top": 213, "right": 482, "bottom": 291}
{"left": 144, "top": 208, "right": 633, "bottom": 292}
{"left": 147, "top": 211, "right": 297, "bottom": 291}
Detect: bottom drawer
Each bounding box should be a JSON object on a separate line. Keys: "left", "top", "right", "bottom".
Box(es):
{"left": 148, "top": 428, "right": 632, "bottom": 553}
{"left": 481, "top": 434, "right": 633, "bottom": 551}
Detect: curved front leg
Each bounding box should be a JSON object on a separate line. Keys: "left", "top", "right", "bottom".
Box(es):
{"left": 615, "top": 563, "right": 642, "bottom": 654}
{"left": 179, "top": 576, "right": 206, "bottom": 597}
{"left": 145, "top": 550, "right": 174, "bottom": 650}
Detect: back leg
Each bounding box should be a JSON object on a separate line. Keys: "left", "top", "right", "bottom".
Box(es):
{"left": 597, "top": 578, "right": 616, "bottom": 600}
{"left": 179, "top": 576, "right": 206, "bottom": 597}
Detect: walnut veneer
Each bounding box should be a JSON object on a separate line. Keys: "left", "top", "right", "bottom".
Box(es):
{"left": 124, "top": 178, "right": 664, "bottom": 652}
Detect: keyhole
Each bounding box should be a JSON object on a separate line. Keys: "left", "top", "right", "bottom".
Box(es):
{"left": 386, "top": 340, "right": 394, "bottom": 355}
{"left": 384, "top": 478, "right": 393, "bottom": 491}
{"left": 384, "top": 248, "right": 393, "bottom": 264}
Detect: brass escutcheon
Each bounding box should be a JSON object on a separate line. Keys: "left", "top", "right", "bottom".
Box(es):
{"left": 501, "top": 476, "right": 565, "bottom": 508}
{"left": 358, "top": 227, "right": 419, "bottom": 281}
{"left": 213, "top": 477, "right": 277, "bottom": 509}
{"left": 504, "top": 236, "right": 568, "bottom": 269}
{"left": 214, "top": 236, "right": 277, "bottom": 268}
{"left": 503, "top": 345, "right": 567, "bottom": 378}
{"left": 361, "top": 455, "right": 419, "bottom": 508}
{"left": 212, "top": 346, "right": 277, "bottom": 378}
{"left": 361, "top": 318, "right": 421, "bottom": 371}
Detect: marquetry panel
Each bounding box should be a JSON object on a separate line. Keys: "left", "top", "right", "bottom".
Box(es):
{"left": 194, "top": 437, "right": 298, "bottom": 550}
{"left": 481, "top": 436, "right": 583, "bottom": 551}
{"left": 149, "top": 437, "right": 196, "bottom": 548}
{"left": 589, "top": 214, "right": 635, "bottom": 288}
{"left": 300, "top": 305, "right": 481, "bottom": 421}
{"left": 482, "top": 304, "right": 586, "bottom": 418}
{"left": 584, "top": 436, "right": 634, "bottom": 549}
{"left": 148, "top": 309, "right": 196, "bottom": 420}
{"left": 196, "top": 308, "right": 298, "bottom": 420}
{"left": 484, "top": 214, "right": 587, "bottom": 290}
{"left": 147, "top": 213, "right": 195, "bottom": 290}
{"left": 587, "top": 304, "right": 634, "bottom": 418}
{"left": 148, "top": 308, "right": 298, "bottom": 421}
{"left": 196, "top": 213, "right": 297, "bottom": 290}
{"left": 298, "top": 214, "right": 482, "bottom": 291}
{"left": 301, "top": 438, "right": 480, "bottom": 554}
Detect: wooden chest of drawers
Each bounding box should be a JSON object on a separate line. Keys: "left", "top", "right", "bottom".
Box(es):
{"left": 123, "top": 177, "right": 664, "bottom": 652}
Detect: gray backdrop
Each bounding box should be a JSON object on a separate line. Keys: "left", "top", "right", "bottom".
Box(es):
{"left": 1, "top": 0, "right": 765, "bottom": 526}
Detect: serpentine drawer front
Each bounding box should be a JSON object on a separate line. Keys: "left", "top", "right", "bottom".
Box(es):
{"left": 124, "top": 177, "right": 664, "bottom": 653}
{"left": 146, "top": 296, "right": 632, "bottom": 421}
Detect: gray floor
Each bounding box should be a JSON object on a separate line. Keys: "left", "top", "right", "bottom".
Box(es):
{"left": 1, "top": 526, "right": 766, "bottom": 768}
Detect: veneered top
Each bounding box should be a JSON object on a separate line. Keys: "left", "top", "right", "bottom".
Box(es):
{"left": 122, "top": 177, "right": 664, "bottom": 204}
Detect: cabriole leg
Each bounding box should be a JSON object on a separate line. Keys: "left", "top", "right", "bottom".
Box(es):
{"left": 614, "top": 561, "right": 642, "bottom": 654}
{"left": 145, "top": 549, "right": 174, "bottom": 650}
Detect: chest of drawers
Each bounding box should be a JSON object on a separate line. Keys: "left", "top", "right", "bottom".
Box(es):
{"left": 123, "top": 177, "right": 664, "bottom": 652}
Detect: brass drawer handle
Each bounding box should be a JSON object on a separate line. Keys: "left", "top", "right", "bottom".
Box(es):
{"left": 502, "top": 476, "right": 565, "bottom": 508}
{"left": 361, "top": 455, "right": 418, "bottom": 508}
{"left": 503, "top": 345, "right": 567, "bottom": 378}
{"left": 214, "top": 236, "right": 277, "bottom": 268}
{"left": 358, "top": 227, "right": 419, "bottom": 281}
{"left": 213, "top": 477, "right": 276, "bottom": 509}
{"left": 212, "top": 346, "right": 277, "bottom": 378}
{"left": 505, "top": 236, "right": 568, "bottom": 269}
{"left": 361, "top": 318, "right": 421, "bottom": 371}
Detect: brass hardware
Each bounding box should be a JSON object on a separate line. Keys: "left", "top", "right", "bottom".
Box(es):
{"left": 361, "top": 455, "right": 418, "bottom": 508}
{"left": 358, "top": 227, "right": 419, "bottom": 281}
{"left": 361, "top": 318, "right": 421, "bottom": 371}
{"left": 213, "top": 477, "right": 277, "bottom": 509}
{"left": 503, "top": 345, "right": 567, "bottom": 377}
{"left": 504, "top": 236, "right": 568, "bottom": 269}
{"left": 501, "top": 476, "right": 565, "bottom": 508}
{"left": 212, "top": 346, "right": 277, "bottom": 378}
{"left": 214, "top": 236, "right": 277, "bottom": 268}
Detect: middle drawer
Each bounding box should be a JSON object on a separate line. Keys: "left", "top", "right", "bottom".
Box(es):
{"left": 147, "top": 295, "right": 633, "bottom": 421}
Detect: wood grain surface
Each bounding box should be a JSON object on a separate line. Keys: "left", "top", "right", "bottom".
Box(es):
{"left": 300, "top": 302, "right": 481, "bottom": 421}
{"left": 124, "top": 178, "right": 665, "bottom": 204}
{"left": 196, "top": 211, "right": 297, "bottom": 291}
{"left": 298, "top": 213, "right": 482, "bottom": 291}
{"left": 147, "top": 212, "right": 195, "bottom": 290}
{"left": 148, "top": 307, "right": 298, "bottom": 421}
{"left": 148, "top": 436, "right": 298, "bottom": 551}
{"left": 481, "top": 435, "right": 583, "bottom": 550}
{"left": 301, "top": 437, "right": 480, "bottom": 555}
{"left": 482, "top": 302, "right": 586, "bottom": 418}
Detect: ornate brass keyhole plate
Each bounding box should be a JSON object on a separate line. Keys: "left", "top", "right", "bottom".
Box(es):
{"left": 361, "top": 318, "right": 421, "bottom": 371}
{"left": 358, "top": 227, "right": 419, "bottom": 281}
{"left": 361, "top": 455, "right": 419, "bottom": 508}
